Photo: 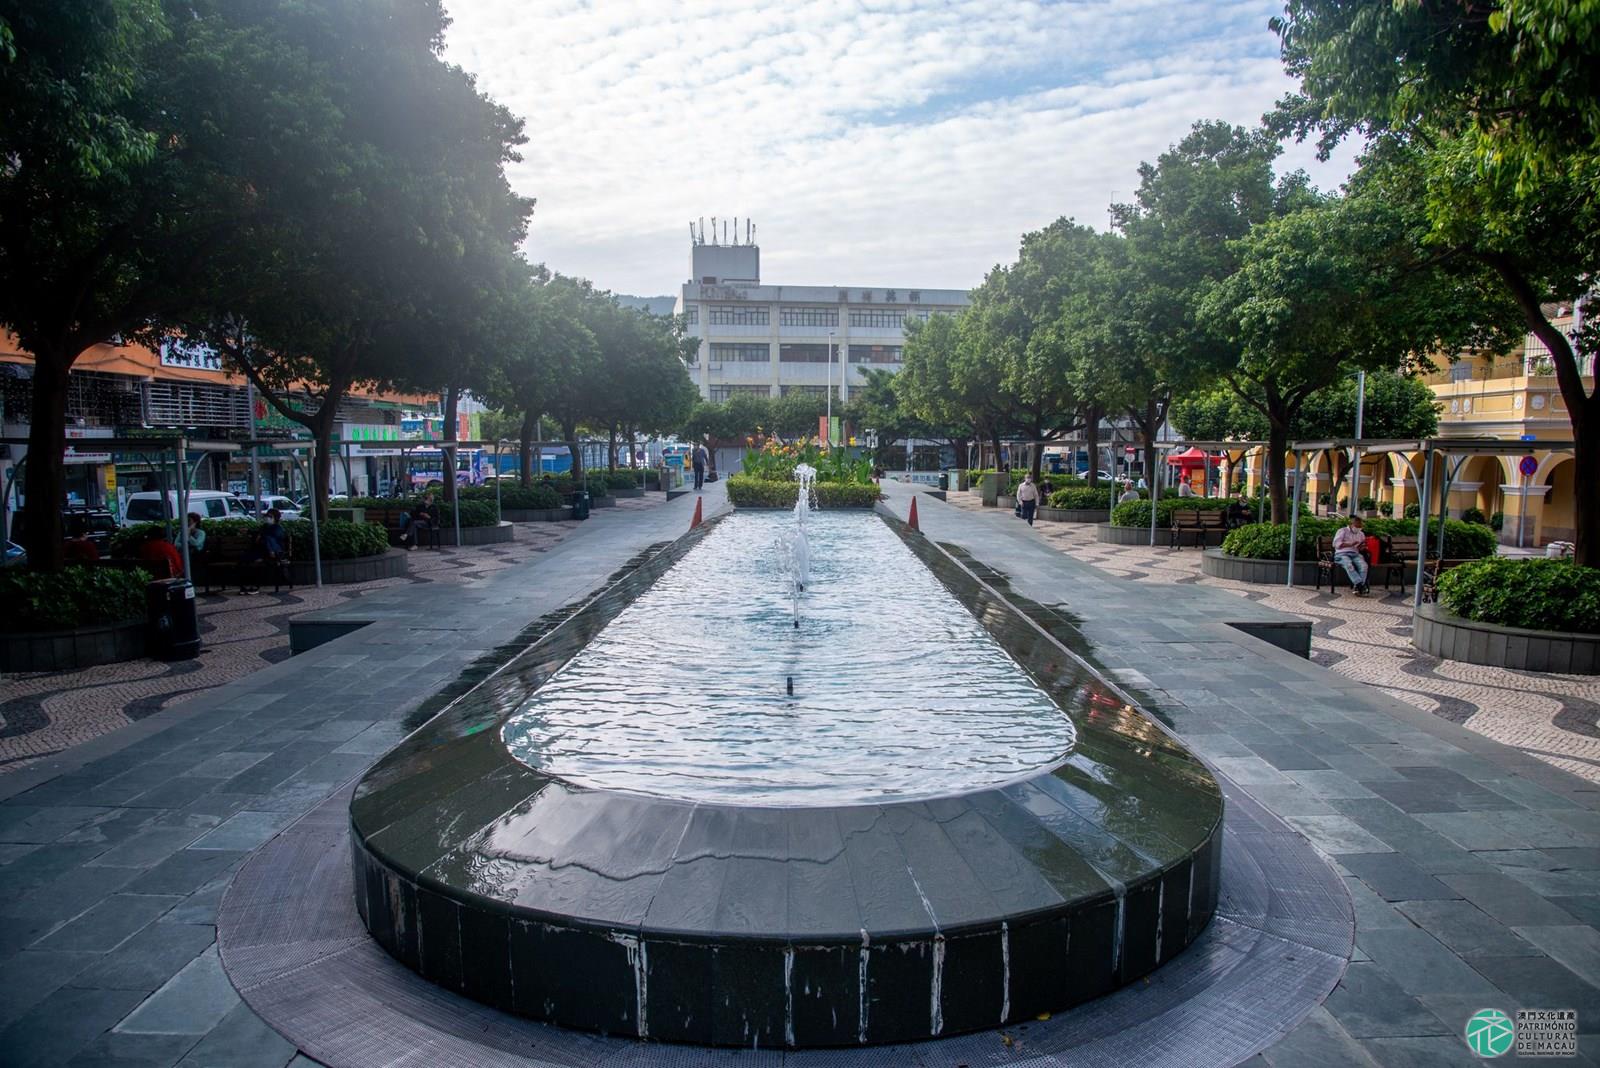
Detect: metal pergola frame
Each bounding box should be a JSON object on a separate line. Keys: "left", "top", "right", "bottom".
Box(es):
{"left": 2, "top": 435, "right": 239, "bottom": 581}
{"left": 1293, "top": 437, "right": 1577, "bottom": 607}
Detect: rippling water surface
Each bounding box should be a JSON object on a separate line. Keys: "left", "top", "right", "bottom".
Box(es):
{"left": 500, "top": 510, "right": 1078, "bottom": 804}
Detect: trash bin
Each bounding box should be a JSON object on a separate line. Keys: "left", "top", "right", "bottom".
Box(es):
{"left": 146, "top": 578, "right": 200, "bottom": 661}
{"left": 571, "top": 491, "right": 591, "bottom": 521}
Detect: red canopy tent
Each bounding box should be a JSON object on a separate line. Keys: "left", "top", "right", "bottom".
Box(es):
{"left": 1164, "top": 446, "right": 1212, "bottom": 469}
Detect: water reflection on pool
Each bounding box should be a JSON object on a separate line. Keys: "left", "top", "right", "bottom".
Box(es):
{"left": 501, "top": 511, "right": 1080, "bottom": 805}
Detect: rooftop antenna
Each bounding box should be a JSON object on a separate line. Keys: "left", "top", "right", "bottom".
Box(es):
{"left": 722, "top": 218, "right": 728, "bottom": 244}
{"left": 733, "top": 216, "right": 738, "bottom": 244}
{"left": 688, "top": 221, "right": 696, "bottom": 244}
{"left": 710, "top": 216, "right": 717, "bottom": 244}
{"left": 699, "top": 216, "right": 706, "bottom": 244}
{"left": 746, "top": 219, "right": 751, "bottom": 244}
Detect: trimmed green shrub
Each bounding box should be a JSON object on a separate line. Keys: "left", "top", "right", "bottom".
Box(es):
{"left": 335, "top": 495, "right": 498, "bottom": 527}
{"left": 283, "top": 518, "right": 389, "bottom": 559}
{"left": 1461, "top": 507, "right": 1488, "bottom": 525}
{"left": 110, "top": 521, "right": 177, "bottom": 557}
{"left": 1110, "top": 497, "right": 1230, "bottom": 528}
{"left": 0, "top": 565, "right": 152, "bottom": 632}
{"left": 1047, "top": 486, "right": 1113, "bottom": 510}
{"left": 1220, "top": 516, "right": 1496, "bottom": 561}
{"left": 598, "top": 469, "right": 647, "bottom": 489}
{"left": 1490, "top": 511, "right": 1504, "bottom": 532}
{"left": 726, "top": 475, "right": 880, "bottom": 508}
{"left": 1221, "top": 522, "right": 1321, "bottom": 560}
{"left": 1438, "top": 558, "right": 1600, "bottom": 635}
{"left": 1379, "top": 501, "right": 1394, "bottom": 516}
{"left": 1404, "top": 502, "right": 1421, "bottom": 519}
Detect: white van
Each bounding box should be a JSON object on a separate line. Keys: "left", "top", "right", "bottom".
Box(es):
{"left": 121, "top": 490, "right": 251, "bottom": 526}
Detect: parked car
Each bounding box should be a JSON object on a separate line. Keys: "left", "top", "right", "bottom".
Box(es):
{"left": 9, "top": 507, "right": 120, "bottom": 553}
{"left": 234, "top": 494, "right": 302, "bottom": 520}
{"left": 121, "top": 490, "right": 250, "bottom": 526}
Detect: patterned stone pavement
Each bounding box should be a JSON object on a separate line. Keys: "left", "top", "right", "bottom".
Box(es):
{"left": 945, "top": 490, "right": 1600, "bottom": 785}
{"left": 0, "top": 499, "right": 661, "bottom": 775}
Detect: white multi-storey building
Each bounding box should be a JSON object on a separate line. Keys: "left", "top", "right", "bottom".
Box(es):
{"left": 674, "top": 231, "right": 969, "bottom": 402}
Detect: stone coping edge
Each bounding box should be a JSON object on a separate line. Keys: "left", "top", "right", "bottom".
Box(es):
{"left": 1414, "top": 602, "right": 1599, "bottom": 674}
{"left": 0, "top": 617, "right": 147, "bottom": 672}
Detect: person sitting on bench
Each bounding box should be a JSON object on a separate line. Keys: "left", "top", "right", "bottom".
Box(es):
{"left": 1331, "top": 515, "right": 1370, "bottom": 596}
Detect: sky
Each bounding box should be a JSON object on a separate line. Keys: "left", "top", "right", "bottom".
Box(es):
{"left": 442, "top": 0, "right": 1360, "bottom": 297}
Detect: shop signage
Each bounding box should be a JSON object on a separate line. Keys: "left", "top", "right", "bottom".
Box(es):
{"left": 160, "top": 337, "right": 224, "bottom": 372}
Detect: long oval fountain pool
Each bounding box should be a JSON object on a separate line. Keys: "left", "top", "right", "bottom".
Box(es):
{"left": 350, "top": 505, "right": 1223, "bottom": 1048}
{"left": 502, "top": 512, "right": 1076, "bottom": 804}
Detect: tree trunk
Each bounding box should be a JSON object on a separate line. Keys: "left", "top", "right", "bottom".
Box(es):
{"left": 441, "top": 384, "right": 460, "bottom": 510}
{"left": 1085, "top": 405, "right": 1101, "bottom": 487}
{"left": 1267, "top": 419, "right": 1289, "bottom": 524}
{"left": 1573, "top": 407, "right": 1600, "bottom": 568}
{"left": 627, "top": 427, "right": 638, "bottom": 468}
{"left": 519, "top": 409, "right": 535, "bottom": 488}
{"left": 1029, "top": 433, "right": 1044, "bottom": 484}
{"left": 312, "top": 414, "right": 337, "bottom": 523}
{"left": 21, "top": 352, "right": 73, "bottom": 570}
{"left": 607, "top": 424, "right": 617, "bottom": 471}
{"left": 1485, "top": 254, "right": 1599, "bottom": 567}
{"left": 989, "top": 428, "right": 1004, "bottom": 471}
{"left": 564, "top": 421, "right": 583, "bottom": 484}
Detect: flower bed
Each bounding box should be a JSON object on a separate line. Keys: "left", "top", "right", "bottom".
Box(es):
{"left": 726, "top": 475, "right": 881, "bottom": 508}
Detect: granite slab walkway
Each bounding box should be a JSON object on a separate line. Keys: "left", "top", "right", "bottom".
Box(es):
{"left": 3, "top": 477, "right": 1597, "bottom": 1066}
{"left": 0, "top": 486, "right": 722, "bottom": 1068}
{"left": 882, "top": 480, "right": 1600, "bottom": 1066}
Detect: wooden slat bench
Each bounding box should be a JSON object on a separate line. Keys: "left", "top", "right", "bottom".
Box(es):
{"left": 1168, "top": 508, "right": 1228, "bottom": 548}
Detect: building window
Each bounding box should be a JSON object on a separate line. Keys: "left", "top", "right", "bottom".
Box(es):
{"left": 849, "top": 309, "right": 905, "bottom": 329}
{"left": 850, "top": 345, "right": 902, "bottom": 364}
{"left": 909, "top": 291, "right": 921, "bottom": 303}
{"left": 1450, "top": 363, "right": 1474, "bottom": 382}
{"left": 708, "top": 305, "right": 768, "bottom": 325}
{"left": 710, "top": 385, "right": 771, "bottom": 401}
{"left": 781, "top": 385, "right": 830, "bottom": 397}
{"left": 779, "top": 343, "right": 831, "bottom": 363}
{"left": 779, "top": 306, "right": 838, "bottom": 327}
{"left": 860, "top": 291, "right": 873, "bottom": 302}
{"left": 710, "top": 343, "right": 770, "bottom": 363}
{"left": 682, "top": 306, "right": 698, "bottom": 324}
{"left": 885, "top": 290, "right": 897, "bottom": 302}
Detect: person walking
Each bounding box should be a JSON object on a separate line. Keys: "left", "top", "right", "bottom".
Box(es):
{"left": 1016, "top": 474, "right": 1040, "bottom": 526}
{"left": 1332, "top": 515, "right": 1371, "bottom": 595}
{"left": 692, "top": 442, "right": 708, "bottom": 491}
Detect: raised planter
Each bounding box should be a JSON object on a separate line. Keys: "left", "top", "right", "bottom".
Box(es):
{"left": 1414, "top": 602, "right": 1600, "bottom": 674}
{"left": 503, "top": 508, "right": 570, "bottom": 523}
{"left": 589, "top": 495, "right": 616, "bottom": 509}
{"left": 1199, "top": 548, "right": 1422, "bottom": 589}
{"left": 1, "top": 617, "right": 147, "bottom": 671}
{"left": 610, "top": 486, "right": 645, "bottom": 498}
{"left": 1038, "top": 507, "right": 1111, "bottom": 524}
{"left": 1199, "top": 548, "right": 1319, "bottom": 586}
{"left": 288, "top": 549, "right": 408, "bottom": 586}
{"left": 1092, "top": 523, "right": 1222, "bottom": 548}
{"left": 435, "top": 521, "right": 515, "bottom": 547}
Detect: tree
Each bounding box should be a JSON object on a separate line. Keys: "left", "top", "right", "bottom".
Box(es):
{"left": 1273, "top": 1, "right": 1600, "bottom": 562}
{"left": 1172, "top": 371, "right": 1441, "bottom": 504}
{"left": 1109, "top": 122, "right": 1314, "bottom": 494}
{"left": 0, "top": 1, "right": 235, "bottom": 567}
{"left": 899, "top": 312, "right": 1011, "bottom": 467}
{"left": 1199, "top": 184, "right": 1516, "bottom": 520}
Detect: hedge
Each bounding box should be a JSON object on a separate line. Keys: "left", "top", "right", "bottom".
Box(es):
{"left": 0, "top": 565, "right": 152, "bottom": 632}
{"left": 460, "top": 483, "right": 562, "bottom": 510}
{"left": 1047, "top": 486, "right": 1113, "bottom": 510}
{"left": 1221, "top": 517, "right": 1498, "bottom": 561}
{"left": 726, "top": 475, "right": 881, "bottom": 508}
{"left": 114, "top": 516, "right": 389, "bottom": 560}
{"left": 1111, "top": 497, "right": 1230, "bottom": 528}
{"left": 1438, "top": 558, "right": 1600, "bottom": 635}
{"left": 335, "top": 496, "right": 498, "bottom": 527}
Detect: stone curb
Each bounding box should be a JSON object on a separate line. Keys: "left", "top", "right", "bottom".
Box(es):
{"left": 1414, "top": 601, "right": 1600, "bottom": 674}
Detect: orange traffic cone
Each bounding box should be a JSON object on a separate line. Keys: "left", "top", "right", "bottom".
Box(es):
{"left": 908, "top": 495, "right": 920, "bottom": 532}
{"left": 690, "top": 496, "right": 703, "bottom": 530}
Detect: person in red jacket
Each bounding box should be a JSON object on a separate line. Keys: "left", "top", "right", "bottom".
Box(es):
{"left": 134, "top": 525, "right": 183, "bottom": 579}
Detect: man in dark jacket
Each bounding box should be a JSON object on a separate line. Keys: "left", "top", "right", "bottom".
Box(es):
{"left": 692, "top": 443, "right": 708, "bottom": 491}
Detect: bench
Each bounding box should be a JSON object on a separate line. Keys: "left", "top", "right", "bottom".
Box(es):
{"left": 1379, "top": 535, "right": 1430, "bottom": 594}
{"left": 1168, "top": 508, "right": 1227, "bottom": 548}
{"left": 1421, "top": 557, "right": 1474, "bottom": 604}
{"left": 193, "top": 533, "right": 288, "bottom": 593}
{"left": 1315, "top": 536, "right": 1373, "bottom": 593}
{"left": 364, "top": 505, "right": 439, "bottom": 549}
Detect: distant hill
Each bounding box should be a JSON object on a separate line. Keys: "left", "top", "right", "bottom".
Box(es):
{"left": 615, "top": 294, "right": 678, "bottom": 316}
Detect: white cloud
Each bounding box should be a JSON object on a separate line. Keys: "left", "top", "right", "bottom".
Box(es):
{"left": 443, "top": 0, "right": 1357, "bottom": 295}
